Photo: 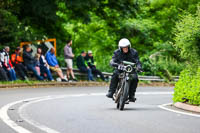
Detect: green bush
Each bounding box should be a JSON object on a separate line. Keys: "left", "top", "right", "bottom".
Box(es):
{"left": 173, "top": 5, "right": 200, "bottom": 105}
{"left": 173, "top": 68, "right": 200, "bottom": 105}
{"left": 140, "top": 41, "right": 185, "bottom": 79}
{"left": 173, "top": 5, "right": 200, "bottom": 67}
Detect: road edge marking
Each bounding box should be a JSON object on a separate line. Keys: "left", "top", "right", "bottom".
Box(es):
{"left": 0, "top": 91, "right": 174, "bottom": 133}
{"left": 0, "top": 97, "right": 42, "bottom": 133}
{"left": 158, "top": 103, "right": 200, "bottom": 118}
{"left": 18, "top": 96, "right": 62, "bottom": 133}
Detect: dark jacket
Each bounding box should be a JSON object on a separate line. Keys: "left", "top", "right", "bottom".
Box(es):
{"left": 39, "top": 55, "right": 46, "bottom": 67}
{"left": 23, "top": 50, "right": 35, "bottom": 65}
{"left": 77, "top": 55, "right": 87, "bottom": 69}
{"left": 110, "top": 48, "right": 142, "bottom": 70}
{"left": 85, "top": 54, "right": 96, "bottom": 68}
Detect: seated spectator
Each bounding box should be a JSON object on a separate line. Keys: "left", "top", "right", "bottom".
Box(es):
{"left": 1, "top": 46, "right": 17, "bottom": 81}
{"left": 34, "top": 53, "right": 41, "bottom": 76}
{"left": 76, "top": 51, "right": 94, "bottom": 81}
{"left": 23, "top": 45, "right": 43, "bottom": 81}
{"left": 0, "top": 61, "right": 9, "bottom": 81}
{"left": 45, "top": 48, "right": 67, "bottom": 82}
{"left": 37, "top": 48, "right": 53, "bottom": 81}
{"left": 85, "top": 50, "right": 105, "bottom": 81}
{"left": 11, "top": 47, "right": 28, "bottom": 80}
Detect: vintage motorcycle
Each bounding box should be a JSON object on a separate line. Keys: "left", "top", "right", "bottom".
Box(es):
{"left": 113, "top": 61, "right": 137, "bottom": 111}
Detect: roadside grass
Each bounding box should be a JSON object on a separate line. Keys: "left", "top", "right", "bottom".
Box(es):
{"left": 0, "top": 80, "right": 41, "bottom": 85}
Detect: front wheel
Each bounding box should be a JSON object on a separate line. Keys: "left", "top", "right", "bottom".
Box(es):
{"left": 119, "top": 81, "right": 129, "bottom": 110}
{"left": 117, "top": 102, "right": 120, "bottom": 109}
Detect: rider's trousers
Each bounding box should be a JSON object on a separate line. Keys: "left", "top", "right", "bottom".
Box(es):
{"left": 108, "top": 70, "right": 138, "bottom": 97}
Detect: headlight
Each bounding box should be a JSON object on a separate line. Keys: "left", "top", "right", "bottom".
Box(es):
{"left": 125, "top": 65, "right": 132, "bottom": 73}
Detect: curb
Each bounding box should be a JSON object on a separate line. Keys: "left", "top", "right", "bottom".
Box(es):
{"left": 174, "top": 102, "right": 200, "bottom": 113}
{"left": 0, "top": 82, "right": 109, "bottom": 89}
{"left": 0, "top": 81, "right": 174, "bottom": 89}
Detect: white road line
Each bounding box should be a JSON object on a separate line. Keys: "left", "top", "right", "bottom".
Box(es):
{"left": 0, "top": 91, "right": 173, "bottom": 133}
{"left": 90, "top": 91, "right": 174, "bottom": 96}
{"left": 19, "top": 96, "right": 61, "bottom": 133}
{"left": 0, "top": 97, "right": 42, "bottom": 133}
{"left": 137, "top": 92, "right": 173, "bottom": 95}
{"left": 158, "top": 103, "right": 200, "bottom": 118}
{"left": 17, "top": 94, "right": 91, "bottom": 133}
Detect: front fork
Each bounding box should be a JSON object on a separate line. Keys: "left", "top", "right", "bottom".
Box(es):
{"left": 114, "top": 73, "right": 130, "bottom": 103}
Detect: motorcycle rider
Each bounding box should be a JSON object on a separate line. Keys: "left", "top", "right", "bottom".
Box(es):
{"left": 106, "top": 38, "right": 143, "bottom": 102}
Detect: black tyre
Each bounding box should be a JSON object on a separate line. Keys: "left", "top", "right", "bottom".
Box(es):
{"left": 119, "top": 81, "right": 129, "bottom": 110}
{"left": 117, "top": 102, "right": 120, "bottom": 109}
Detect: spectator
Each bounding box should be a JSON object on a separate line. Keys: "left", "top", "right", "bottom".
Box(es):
{"left": 23, "top": 45, "right": 43, "bottom": 81}
{"left": 46, "top": 48, "right": 67, "bottom": 82}
{"left": 85, "top": 50, "right": 105, "bottom": 81}
{"left": 64, "top": 40, "right": 77, "bottom": 81}
{"left": 0, "top": 61, "right": 9, "bottom": 81}
{"left": 34, "top": 53, "right": 41, "bottom": 76}
{"left": 11, "top": 47, "right": 28, "bottom": 80}
{"left": 76, "top": 51, "right": 94, "bottom": 81}
{"left": 37, "top": 48, "right": 54, "bottom": 81}
{"left": 1, "top": 46, "right": 17, "bottom": 81}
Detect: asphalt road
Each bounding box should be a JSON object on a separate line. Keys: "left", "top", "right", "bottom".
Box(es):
{"left": 0, "top": 86, "right": 199, "bottom": 133}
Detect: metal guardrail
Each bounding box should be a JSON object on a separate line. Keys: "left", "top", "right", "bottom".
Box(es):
{"left": 102, "top": 72, "right": 179, "bottom": 81}
{"left": 61, "top": 68, "right": 179, "bottom": 82}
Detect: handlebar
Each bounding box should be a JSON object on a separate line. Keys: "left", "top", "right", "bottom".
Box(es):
{"left": 122, "top": 61, "right": 135, "bottom": 66}
{"left": 121, "top": 61, "right": 143, "bottom": 73}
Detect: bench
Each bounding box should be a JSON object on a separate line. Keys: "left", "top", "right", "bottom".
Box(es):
{"left": 60, "top": 68, "right": 111, "bottom": 80}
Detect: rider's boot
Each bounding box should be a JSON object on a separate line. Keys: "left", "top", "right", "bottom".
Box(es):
{"left": 129, "top": 78, "right": 138, "bottom": 102}
{"left": 129, "top": 96, "right": 137, "bottom": 102}
{"left": 129, "top": 90, "right": 137, "bottom": 102}
{"left": 106, "top": 72, "right": 118, "bottom": 98}
{"left": 106, "top": 91, "right": 114, "bottom": 98}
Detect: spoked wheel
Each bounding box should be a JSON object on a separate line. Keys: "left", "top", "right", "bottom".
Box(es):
{"left": 119, "top": 96, "right": 124, "bottom": 110}
{"left": 117, "top": 102, "right": 120, "bottom": 109}
{"left": 119, "top": 81, "right": 129, "bottom": 111}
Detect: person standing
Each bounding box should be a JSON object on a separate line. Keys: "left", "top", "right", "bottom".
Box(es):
{"left": 11, "top": 47, "right": 28, "bottom": 80}
{"left": 64, "top": 40, "right": 77, "bottom": 81}
{"left": 77, "top": 51, "right": 94, "bottom": 81}
{"left": 1, "top": 46, "right": 17, "bottom": 81}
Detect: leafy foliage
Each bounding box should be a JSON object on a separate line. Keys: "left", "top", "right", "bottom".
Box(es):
{"left": 173, "top": 5, "right": 200, "bottom": 105}
{"left": 0, "top": 0, "right": 200, "bottom": 76}
{"left": 0, "top": 9, "right": 23, "bottom": 50}
{"left": 173, "top": 6, "right": 200, "bottom": 67}
{"left": 173, "top": 68, "right": 200, "bottom": 105}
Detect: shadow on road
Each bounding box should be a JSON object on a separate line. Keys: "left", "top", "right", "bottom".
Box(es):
{"left": 106, "top": 106, "right": 158, "bottom": 112}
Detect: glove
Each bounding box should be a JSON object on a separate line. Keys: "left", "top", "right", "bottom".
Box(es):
{"left": 118, "top": 64, "right": 125, "bottom": 71}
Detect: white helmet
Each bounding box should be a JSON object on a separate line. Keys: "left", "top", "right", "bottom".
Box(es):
{"left": 118, "top": 38, "right": 131, "bottom": 50}
{"left": 88, "top": 50, "right": 92, "bottom": 54}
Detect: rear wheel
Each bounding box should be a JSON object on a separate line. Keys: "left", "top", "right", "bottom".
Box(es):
{"left": 119, "top": 81, "right": 129, "bottom": 110}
